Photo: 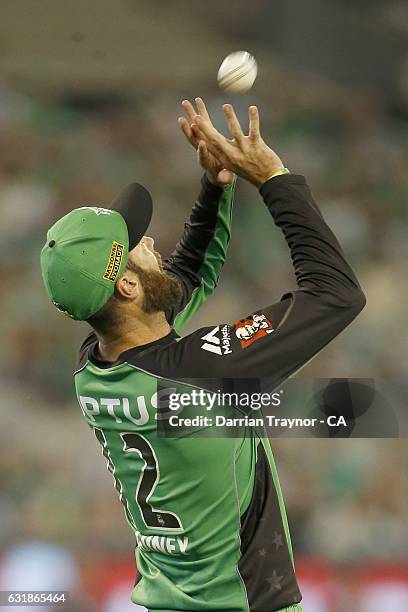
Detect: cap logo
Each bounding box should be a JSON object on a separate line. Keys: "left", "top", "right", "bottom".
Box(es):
{"left": 103, "top": 241, "right": 124, "bottom": 282}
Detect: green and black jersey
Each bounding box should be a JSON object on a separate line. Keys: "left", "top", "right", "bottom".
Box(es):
{"left": 74, "top": 174, "right": 365, "bottom": 612}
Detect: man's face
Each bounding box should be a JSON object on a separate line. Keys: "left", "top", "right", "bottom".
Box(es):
{"left": 124, "top": 236, "right": 181, "bottom": 314}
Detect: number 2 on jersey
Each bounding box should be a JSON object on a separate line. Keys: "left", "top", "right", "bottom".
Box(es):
{"left": 95, "top": 428, "right": 183, "bottom": 531}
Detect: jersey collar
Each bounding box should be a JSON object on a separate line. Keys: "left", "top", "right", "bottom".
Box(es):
{"left": 89, "top": 329, "right": 179, "bottom": 369}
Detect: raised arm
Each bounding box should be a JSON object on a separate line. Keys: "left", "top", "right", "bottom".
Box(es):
{"left": 164, "top": 98, "right": 236, "bottom": 333}
{"left": 149, "top": 104, "right": 365, "bottom": 387}
{"left": 165, "top": 175, "right": 236, "bottom": 333}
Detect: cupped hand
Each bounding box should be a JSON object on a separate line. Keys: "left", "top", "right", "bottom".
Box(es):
{"left": 178, "top": 98, "right": 235, "bottom": 187}
{"left": 189, "top": 104, "right": 284, "bottom": 188}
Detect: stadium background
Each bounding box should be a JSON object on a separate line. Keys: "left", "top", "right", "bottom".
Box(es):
{"left": 0, "top": 1, "right": 407, "bottom": 610}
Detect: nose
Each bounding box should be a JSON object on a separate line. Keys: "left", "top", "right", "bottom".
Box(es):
{"left": 141, "top": 236, "right": 154, "bottom": 250}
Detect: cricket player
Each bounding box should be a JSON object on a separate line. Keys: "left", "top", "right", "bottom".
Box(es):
{"left": 40, "top": 99, "right": 365, "bottom": 612}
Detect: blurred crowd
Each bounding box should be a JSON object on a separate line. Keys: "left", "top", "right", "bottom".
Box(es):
{"left": 1, "top": 3, "right": 408, "bottom": 606}
{"left": 1, "top": 70, "right": 408, "bottom": 391}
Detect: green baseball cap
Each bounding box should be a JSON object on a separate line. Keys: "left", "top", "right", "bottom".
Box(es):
{"left": 41, "top": 183, "right": 153, "bottom": 320}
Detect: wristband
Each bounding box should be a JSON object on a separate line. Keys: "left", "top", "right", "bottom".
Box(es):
{"left": 265, "top": 167, "right": 290, "bottom": 181}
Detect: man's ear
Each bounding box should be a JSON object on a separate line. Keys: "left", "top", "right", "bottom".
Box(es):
{"left": 115, "top": 270, "right": 140, "bottom": 300}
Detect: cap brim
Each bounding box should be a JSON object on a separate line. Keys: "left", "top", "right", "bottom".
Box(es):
{"left": 110, "top": 182, "right": 153, "bottom": 250}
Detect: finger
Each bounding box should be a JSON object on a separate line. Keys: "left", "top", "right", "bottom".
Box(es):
{"left": 194, "top": 114, "right": 223, "bottom": 145}
{"left": 193, "top": 124, "right": 226, "bottom": 160}
{"left": 178, "top": 117, "right": 197, "bottom": 147}
{"left": 190, "top": 123, "right": 206, "bottom": 143}
{"left": 195, "top": 97, "right": 211, "bottom": 122}
{"left": 181, "top": 99, "right": 197, "bottom": 123}
{"left": 198, "top": 139, "right": 229, "bottom": 172}
{"left": 194, "top": 117, "right": 237, "bottom": 163}
{"left": 192, "top": 122, "right": 221, "bottom": 153}
{"left": 197, "top": 140, "right": 210, "bottom": 167}
{"left": 223, "top": 104, "right": 244, "bottom": 143}
{"left": 248, "top": 105, "right": 260, "bottom": 140}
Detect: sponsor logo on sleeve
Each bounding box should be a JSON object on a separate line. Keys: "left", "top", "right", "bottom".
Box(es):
{"left": 103, "top": 241, "right": 124, "bottom": 281}
{"left": 235, "top": 313, "right": 274, "bottom": 348}
{"left": 201, "top": 325, "right": 233, "bottom": 356}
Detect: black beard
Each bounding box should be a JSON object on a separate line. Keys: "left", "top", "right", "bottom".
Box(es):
{"left": 128, "top": 261, "right": 182, "bottom": 315}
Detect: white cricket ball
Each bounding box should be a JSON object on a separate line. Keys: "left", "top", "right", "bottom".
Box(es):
{"left": 217, "top": 51, "right": 258, "bottom": 94}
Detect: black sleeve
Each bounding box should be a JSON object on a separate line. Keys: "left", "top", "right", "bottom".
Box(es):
{"left": 163, "top": 174, "right": 233, "bottom": 325}
{"left": 152, "top": 174, "right": 365, "bottom": 385}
